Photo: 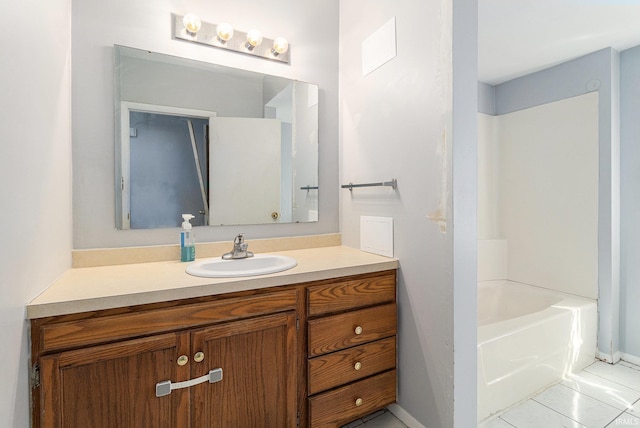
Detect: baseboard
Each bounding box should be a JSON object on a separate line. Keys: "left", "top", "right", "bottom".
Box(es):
{"left": 621, "top": 352, "right": 640, "bottom": 366}
{"left": 596, "top": 349, "right": 621, "bottom": 364}
{"left": 387, "top": 404, "right": 426, "bottom": 428}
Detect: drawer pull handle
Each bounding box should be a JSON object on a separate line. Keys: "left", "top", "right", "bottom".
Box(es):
{"left": 354, "top": 361, "right": 362, "bottom": 371}
{"left": 354, "top": 325, "right": 363, "bottom": 335}
{"left": 194, "top": 352, "right": 205, "bottom": 363}
{"left": 355, "top": 397, "right": 363, "bottom": 407}
{"left": 177, "top": 355, "right": 189, "bottom": 366}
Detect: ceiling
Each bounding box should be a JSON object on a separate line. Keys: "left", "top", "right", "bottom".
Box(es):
{"left": 478, "top": 0, "right": 640, "bottom": 85}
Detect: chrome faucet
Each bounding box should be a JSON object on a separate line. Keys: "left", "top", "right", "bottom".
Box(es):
{"left": 222, "top": 233, "right": 254, "bottom": 260}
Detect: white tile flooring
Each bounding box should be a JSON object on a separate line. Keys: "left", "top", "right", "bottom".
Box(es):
{"left": 480, "top": 360, "right": 640, "bottom": 428}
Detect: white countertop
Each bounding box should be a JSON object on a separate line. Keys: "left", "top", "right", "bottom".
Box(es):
{"left": 27, "top": 246, "right": 398, "bottom": 319}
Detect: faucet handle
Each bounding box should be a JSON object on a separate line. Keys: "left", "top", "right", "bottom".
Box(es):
{"left": 234, "top": 233, "right": 245, "bottom": 245}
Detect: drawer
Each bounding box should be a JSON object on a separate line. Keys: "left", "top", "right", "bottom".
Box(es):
{"left": 308, "top": 337, "right": 396, "bottom": 395}
{"left": 38, "top": 290, "right": 297, "bottom": 353}
{"left": 307, "top": 271, "right": 395, "bottom": 317}
{"left": 308, "top": 304, "right": 396, "bottom": 358}
{"left": 308, "top": 369, "right": 396, "bottom": 427}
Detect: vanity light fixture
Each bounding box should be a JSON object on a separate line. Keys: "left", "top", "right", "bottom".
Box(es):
{"left": 216, "top": 23, "right": 234, "bottom": 43}
{"left": 182, "top": 13, "right": 202, "bottom": 35}
{"left": 245, "top": 29, "right": 263, "bottom": 50}
{"left": 172, "top": 13, "right": 290, "bottom": 64}
{"left": 272, "top": 37, "right": 289, "bottom": 56}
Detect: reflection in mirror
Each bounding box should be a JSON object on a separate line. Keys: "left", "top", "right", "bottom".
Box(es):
{"left": 114, "top": 45, "right": 319, "bottom": 229}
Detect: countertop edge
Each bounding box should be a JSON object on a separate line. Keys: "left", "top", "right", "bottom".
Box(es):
{"left": 27, "top": 250, "right": 398, "bottom": 319}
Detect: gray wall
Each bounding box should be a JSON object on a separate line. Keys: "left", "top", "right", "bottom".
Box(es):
{"left": 119, "top": 55, "right": 265, "bottom": 118}
{"left": 620, "top": 45, "right": 640, "bottom": 360}
{"left": 339, "top": 0, "right": 478, "bottom": 426}
{"left": 0, "top": 0, "right": 73, "bottom": 426}
{"left": 484, "top": 48, "right": 622, "bottom": 362}
{"left": 73, "top": 0, "right": 339, "bottom": 249}
{"left": 452, "top": 1, "right": 479, "bottom": 425}
{"left": 494, "top": 49, "right": 615, "bottom": 115}
{"left": 478, "top": 81, "right": 496, "bottom": 115}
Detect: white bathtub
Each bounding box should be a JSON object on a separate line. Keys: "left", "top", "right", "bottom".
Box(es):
{"left": 477, "top": 280, "right": 597, "bottom": 422}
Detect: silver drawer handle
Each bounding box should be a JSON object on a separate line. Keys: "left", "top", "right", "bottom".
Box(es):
{"left": 156, "top": 368, "right": 223, "bottom": 397}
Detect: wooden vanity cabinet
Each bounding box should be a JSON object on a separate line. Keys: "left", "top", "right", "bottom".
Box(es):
{"left": 30, "top": 269, "right": 397, "bottom": 428}
{"left": 306, "top": 270, "right": 397, "bottom": 428}
{"left": 31, "top": 290, "right": 298, "bottom": 428}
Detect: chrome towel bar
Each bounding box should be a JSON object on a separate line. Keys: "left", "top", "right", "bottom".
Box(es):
{"left": 341, "top": 178, "right": 397, "bottom": 191}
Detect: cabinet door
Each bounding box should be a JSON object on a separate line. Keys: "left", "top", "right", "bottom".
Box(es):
{"left": 39, "top": 332, "right": 190, "bottom": 428}
{"left": 191, "top": 312, "right": 297, "bottom": 428}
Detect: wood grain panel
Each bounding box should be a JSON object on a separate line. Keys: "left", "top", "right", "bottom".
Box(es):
{"left": 307, "top": 337, "right": 396, "bottom": 395}
{"left": 307, "top": 304, "right": 396, "bottom": 358}
{"left": 191, "top": 312, "right": 297, "bottom": 427}
{"left": 40, "top": 332, "right": 190, "bottom": 428}
{"left": 307, "top": 271, "right": 396, "bottom": 316}
{"left": 40, "top": 290, "right": 296, "bottom": 353}
{"left": 308, "top": 370, "right": 396, "bottom": 427}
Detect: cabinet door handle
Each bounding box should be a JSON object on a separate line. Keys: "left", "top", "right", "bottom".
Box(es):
{"left": 156, "top": 368, "right": 223, "bottom": 397}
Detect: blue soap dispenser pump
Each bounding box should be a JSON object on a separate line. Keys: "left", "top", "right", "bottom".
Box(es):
{"left": 180, "top": 214, "right": 195, "bottom": 262}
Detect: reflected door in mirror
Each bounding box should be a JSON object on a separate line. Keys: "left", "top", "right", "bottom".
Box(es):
{"left": 209, "top": 118, "right": 282, "bottom": 225}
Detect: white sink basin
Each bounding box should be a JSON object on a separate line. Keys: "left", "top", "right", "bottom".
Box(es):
{"left": 186, "top": 254, "right": 298, "bottom": 278}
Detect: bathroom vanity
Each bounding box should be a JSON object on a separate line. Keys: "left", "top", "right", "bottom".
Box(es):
{"left": 28, "top": 245, "right": 398, "bottom": 427}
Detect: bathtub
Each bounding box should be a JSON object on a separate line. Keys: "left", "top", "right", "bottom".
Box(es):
{"left": 477, "top": 280, "right": 597, "bottom": 422}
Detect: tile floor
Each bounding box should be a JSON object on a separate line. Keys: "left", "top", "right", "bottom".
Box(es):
{"left": 480, "top": 360, "right": 640, "bottom": 428}
{"left": 341, "top": 409, "right": 408, "bottom": 428}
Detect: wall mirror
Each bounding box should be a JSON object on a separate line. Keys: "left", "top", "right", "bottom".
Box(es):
{"left": 114, "top": 45, "right": 319, "bottom": 230}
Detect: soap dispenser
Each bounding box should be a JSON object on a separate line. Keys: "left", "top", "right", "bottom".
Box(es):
{"left": 180, "top": 214, "right": 195, "bottom": 262}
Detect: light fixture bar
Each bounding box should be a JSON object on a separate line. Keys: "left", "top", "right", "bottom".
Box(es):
{"left": 172, "top": 14, "right": 290, "bottom": 64}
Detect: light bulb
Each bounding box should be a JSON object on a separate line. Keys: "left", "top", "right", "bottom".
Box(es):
{"left": 246, "top": 29, "right": 263, "bottom": 49}
{"left": 182, "top": 13, "right": 201, "bottom": 34}
{"left": 272, "top": 37, "right": 289, "bottom": 55}
{"left": 216, "top": 23, "right": 234, "bottom": 42}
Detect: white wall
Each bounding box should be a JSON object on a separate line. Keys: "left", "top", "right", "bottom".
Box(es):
{"left": 339, "top": 0, "right": 478, "bottom": 426}
{"left": 497, "top": 93, "right": 599, "bottom": 298}
{"left": 478, "top": 114, "right": 500, "bottom": 239}
{"left": 0, "top": 0, "right": 73, "bottom": 426}
{"left": 72, "top": 0, "right": 339, "bottom": 249}
{"left": 477, "top": 113, "right": 508, "bottom": 282}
